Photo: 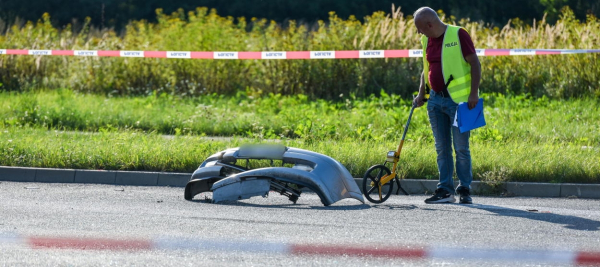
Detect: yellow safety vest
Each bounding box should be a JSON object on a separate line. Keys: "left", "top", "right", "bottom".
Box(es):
{"left": 421, "top": 25, "right": 473, "bottom": 103}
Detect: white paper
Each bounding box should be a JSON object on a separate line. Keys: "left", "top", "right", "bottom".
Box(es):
{"left": 453, "top": 110, "right": 458, "bottom": 127}
{"left": 453, "top": 102, "right": 466, "bottom": 127}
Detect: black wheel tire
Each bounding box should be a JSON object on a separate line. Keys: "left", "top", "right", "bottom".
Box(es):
{"left": 362, "top": 165, "right": 394, "bottom": 204}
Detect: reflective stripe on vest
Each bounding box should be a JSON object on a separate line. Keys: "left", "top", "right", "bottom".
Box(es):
{"left": 421, "top": 25, "right": 472, "bottom": 103}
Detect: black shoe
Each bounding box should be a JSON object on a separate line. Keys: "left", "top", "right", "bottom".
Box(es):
{"left": 424, "top": 188, "right": 456, "bottom": 204}
{"left": 456, "top": 187, "right": 473, "bottom": 204}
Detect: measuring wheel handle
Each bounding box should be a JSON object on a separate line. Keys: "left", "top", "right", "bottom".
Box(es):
{"left": 362, "top": 164, "right": 394, "bottom": 204}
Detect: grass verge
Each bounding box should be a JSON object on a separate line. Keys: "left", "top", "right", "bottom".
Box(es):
{"left": 1, "top": 89, "right": 598, "bottom": 145}
{"left": 0, "top": 126, "right": 597, "bottom": 183}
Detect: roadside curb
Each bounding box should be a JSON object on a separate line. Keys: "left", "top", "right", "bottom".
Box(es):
{"left": 0, "top": 166, "right": 598, "bottom": 199}
{"left": 352, "top": 178, "right": 599, "bottom": 198}
{"left": 0, "top": 166, "right": 190, "bottom": 188}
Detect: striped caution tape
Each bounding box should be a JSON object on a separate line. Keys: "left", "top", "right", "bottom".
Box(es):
{"left": 0, "top": 49, "right": 598, "bottom": 59}
{"left": 2, "top": 232, "right": 599, "bottom": 265}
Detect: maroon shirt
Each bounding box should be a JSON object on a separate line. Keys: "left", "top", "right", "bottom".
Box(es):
{"left": 426, "top": 28, "right": 476, "bottom": 92}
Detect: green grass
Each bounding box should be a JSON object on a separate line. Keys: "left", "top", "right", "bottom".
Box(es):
{"left": 0, "top": 126, "right": 597, "bottom": 183}
{"left": 0, "top": 90, "right": 598, "bottom": 183}
{"left": 1, "top": 89, "right": 598, "bottom": 145}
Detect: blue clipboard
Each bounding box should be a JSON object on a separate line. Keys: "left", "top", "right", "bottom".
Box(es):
{"left": 456, "top": 98, "right": 486, "bottom": 133}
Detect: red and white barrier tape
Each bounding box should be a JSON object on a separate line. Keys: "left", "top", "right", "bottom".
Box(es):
{"left": 0, "top": 49, "right": 598, "bottom": 59}
{"left": 2, "top": 233, "right": 599, "bottom": 265}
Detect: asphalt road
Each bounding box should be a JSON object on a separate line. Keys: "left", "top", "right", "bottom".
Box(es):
{"left": 1, "top": 182, "right": 599, "bottom": 266}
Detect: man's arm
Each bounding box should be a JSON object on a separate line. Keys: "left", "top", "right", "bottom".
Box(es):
{"left": 458, "top": 28, "right": 480, "bottom": 109}
{"left": 465, "top": 53, "right": 480, "bottom": 109}
{"left": 414, "top": 71, "right": 427, "bottom": 107}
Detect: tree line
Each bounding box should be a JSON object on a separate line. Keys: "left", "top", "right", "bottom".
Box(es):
{"left": 0, "top": 0, "right": 598, "bottom": 31}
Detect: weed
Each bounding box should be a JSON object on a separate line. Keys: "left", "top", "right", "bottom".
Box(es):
{"left": 477, "top": 167, "right": 513, "bottom": 195}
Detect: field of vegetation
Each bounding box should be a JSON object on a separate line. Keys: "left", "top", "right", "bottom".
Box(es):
{"left": 0, "top": 7, "right": 598, "bottom": 184}
{"left": 0, "top": 7, "right": 598, "bottom": 99}
{"left": 0, "top": 90, "right": 597, "bottom": 184}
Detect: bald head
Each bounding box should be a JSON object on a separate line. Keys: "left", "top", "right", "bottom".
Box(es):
{"left": 413, "top": 7, "right": 446, "bottom": 38}
{"left": 414, "top": 7, "right": 440, "bottom": 23}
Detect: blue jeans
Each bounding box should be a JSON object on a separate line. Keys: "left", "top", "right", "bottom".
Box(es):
{"left": 427, "top": 90, "right": 472, "bottom": 193}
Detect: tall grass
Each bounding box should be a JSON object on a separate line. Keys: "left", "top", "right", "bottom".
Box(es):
{"left": 0, "top": 7, "right": 598, "bottom": 98}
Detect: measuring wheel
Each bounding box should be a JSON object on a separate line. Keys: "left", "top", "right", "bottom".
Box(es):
{"left": 362, "top": 164, "right": 394, "bottom": 203}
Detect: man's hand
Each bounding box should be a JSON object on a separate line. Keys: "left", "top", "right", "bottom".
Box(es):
{"left": 413, "top": 94, "right": 426, "bottom": 107}
{"left": 467, "top": 94, "right": 479, "bottom": 109}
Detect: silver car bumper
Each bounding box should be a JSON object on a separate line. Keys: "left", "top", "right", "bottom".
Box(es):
{"left": 184, "top": 145, "right": 364, "bottom": 206}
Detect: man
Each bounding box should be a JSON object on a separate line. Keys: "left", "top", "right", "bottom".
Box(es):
{"left": 412, "top": 7, "right": 481, "bottom": 204}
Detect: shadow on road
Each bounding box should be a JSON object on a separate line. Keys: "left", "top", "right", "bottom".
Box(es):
{"left": 371, "top": 204, "right": 419, "bottom": 211}
{"left": 188, "top": 198, "right": 371, "bottom": 210}
{"left": 230, "top": 202, "right": 372, "bottom": 211}
{"left": 465, "top": 204, "right": 600, "bottom": 231}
